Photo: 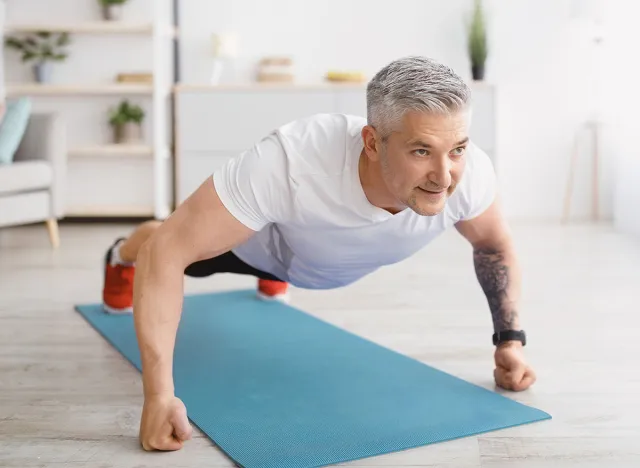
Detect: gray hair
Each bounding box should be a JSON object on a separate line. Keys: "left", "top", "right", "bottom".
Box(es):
{"left": 367, "top": 56, "right": 471, "bottom": 138}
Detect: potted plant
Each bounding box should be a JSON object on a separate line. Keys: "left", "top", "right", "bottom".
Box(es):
{"left": 4, "top": 32, "right": 71, "bottom": 83}
{"left": 467, "top": 0, "right": 488, "bottom": 81}
{"left": 99, "top": 0, "right": 129, "bottom": 21}
{"left": 109, "top": 100, "right": 145, "bottom": 144}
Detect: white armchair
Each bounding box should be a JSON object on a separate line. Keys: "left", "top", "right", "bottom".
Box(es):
{"left": 0, "top": 112, "right": 67, "bottom": 247}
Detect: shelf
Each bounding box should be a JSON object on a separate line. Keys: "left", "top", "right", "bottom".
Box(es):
{"left": 7, "top": 83, "right": 154, "bottom": 96}
{"left": 69, "top": 144, "right": 154, "bottom": 158}
{"left": 5, "top": 22, "right": 154, "bottom": 35}
{"left": 64, "top": 205, "right": 155, "bottom": 218}
{"left": 174, "top": 82, "right": 368, "bottom": 92}
{"left": 174, "top": 81, "right": 494, "bottom": 93}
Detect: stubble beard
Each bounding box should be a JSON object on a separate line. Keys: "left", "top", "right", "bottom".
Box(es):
{"left": 380, "top": 148, "right": 446, "bottom": 217}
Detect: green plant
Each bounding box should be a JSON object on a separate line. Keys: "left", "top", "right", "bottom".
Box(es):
{"left": 4, "top": 32, "right": 70, "bottom": 64}
{"left": 467, "top": 0, "right": 488, "bottom": 68}
{"left": 109, "top": 100, "right": 145, "bottom": 126}
{"left": 99, "top": 0, "right": 129, "bottom": 5}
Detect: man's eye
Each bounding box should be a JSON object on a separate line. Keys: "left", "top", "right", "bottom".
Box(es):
{"left": 414, "top": 149, "right": 428, "bottom": 156}
{"left": 451, "top": 147, "right": 466, "bottom": 156}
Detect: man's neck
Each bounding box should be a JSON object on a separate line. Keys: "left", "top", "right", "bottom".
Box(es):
{"left": 358, "top": 149, "right": 405, "bottom": 215}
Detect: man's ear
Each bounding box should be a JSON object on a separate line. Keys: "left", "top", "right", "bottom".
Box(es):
{"left": 361, "top": 125, "right": 382, "bottom": 162}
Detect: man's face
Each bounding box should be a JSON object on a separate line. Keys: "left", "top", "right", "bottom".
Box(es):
{"left": 377, "top": 110, "right": 469, "bottom": 216}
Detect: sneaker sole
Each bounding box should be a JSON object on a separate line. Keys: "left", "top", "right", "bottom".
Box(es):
{"left": 256, "top": 290, "right": 290, "bottom": 303}
{"left": 102, "top": 303, "right": 133, "bottom": 315}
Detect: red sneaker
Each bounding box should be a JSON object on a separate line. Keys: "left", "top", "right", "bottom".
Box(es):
{"left": 257, "top": 278, "right": 290, "bottom": 303}
{"left": 102, "top": 239, "right": 135, "bottom": 314}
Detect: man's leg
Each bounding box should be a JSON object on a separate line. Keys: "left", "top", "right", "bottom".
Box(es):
{"left": 185, "top": 252, "right": 290, "bottom": 302}
{"left": 102, "top": 221, "right": 288, "bottom": 314}
{"left": 117, "top": 220, "right": 162, "bottom": 263}
{"left": 102, "top": 220, "right": 161, "bottom": 314}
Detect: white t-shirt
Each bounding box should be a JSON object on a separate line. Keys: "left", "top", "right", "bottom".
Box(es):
{"left": 213, "top": 113, "right": 496, "bottom": 289}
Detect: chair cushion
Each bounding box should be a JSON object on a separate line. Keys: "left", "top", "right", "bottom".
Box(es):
{"left": 0, "top": 160, "right": 53, "bottom": 195}
{"left": 0, "top": 98, "right": 32, "bottom": 165}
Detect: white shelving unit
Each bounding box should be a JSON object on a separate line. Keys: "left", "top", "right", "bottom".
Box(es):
{"left": 7, "top": 83, "right": 154, "bottom": 96}
{"left": 3, "top": 1, "right": 175, "bottom": 219}
{"left": 65, "top": 205, "right": 156, "bottom": 218}
{"left": 5, "top": 22, "right": 155, "bottom": 34}
{"left": 69, "top": 144, "right": 154, "bottom": 158}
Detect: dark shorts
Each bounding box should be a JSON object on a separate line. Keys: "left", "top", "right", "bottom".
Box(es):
{"left": 184, "top": 251, "right": 283, "bottom": 282}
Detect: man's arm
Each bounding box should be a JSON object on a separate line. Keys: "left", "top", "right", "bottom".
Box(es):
{"left": 455, "top": 196, "right": 536, "bottom": 392}
{"left": 134, "top": 176, "right": 256, "bottom": 449}
{"left": 454, "top": 197, "right": 521, "bottom": 333}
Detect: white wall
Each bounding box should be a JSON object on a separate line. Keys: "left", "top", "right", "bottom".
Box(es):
{"left": 178, "top": 0, "right": 474, "bottom": 85}
{"left": 177, "top": 0, "right": 632, "bottom": 222}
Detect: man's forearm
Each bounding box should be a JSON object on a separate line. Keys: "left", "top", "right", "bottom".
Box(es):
{"left": 133, "top": 241, "right": 184, "bottom": 398}
{"left": 473, "top": 241, "right": 521, "bottom": 332}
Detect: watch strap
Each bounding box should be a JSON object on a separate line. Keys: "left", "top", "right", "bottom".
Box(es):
{"left": 493, "top": 329, "right": 526, "bottom": 346}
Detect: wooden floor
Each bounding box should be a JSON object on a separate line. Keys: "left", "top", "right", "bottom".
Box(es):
{"left": 1, "top": 221, "right": 640, "bottom": 467}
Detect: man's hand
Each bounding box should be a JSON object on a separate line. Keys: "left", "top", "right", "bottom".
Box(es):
{"left": 140, "top": 394, "right": 192, "bottom": 451}
{"left": 493, "top": 341, "right": 536, "bottom": 391}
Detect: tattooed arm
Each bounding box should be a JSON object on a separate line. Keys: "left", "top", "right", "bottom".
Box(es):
{"left": 472, "top": 245, "right": 521, "bottom": 333}
{"left": 455, "top": 198, "right": 521, "bottom": 332}
{"left": 455, "top": 197, "right": 536, "bottom": 392}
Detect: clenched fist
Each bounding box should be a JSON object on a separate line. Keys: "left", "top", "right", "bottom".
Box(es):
{"left": 139, "top": 395, "right": 192, "bottom": 451}
{"left": 493, "top": 341, "right": 537, "bottom": 392}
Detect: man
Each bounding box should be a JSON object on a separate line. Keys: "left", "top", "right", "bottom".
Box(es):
{"left": 102, "top": 56, "right": 536, "bottom": 452}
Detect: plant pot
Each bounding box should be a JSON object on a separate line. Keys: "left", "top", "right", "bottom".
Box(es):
{"left": 472, "top": 64, "right": 485, "bottom": 81}
{"left": 33, "top": 62, "right": 52, "bottom": 83}
{"left": 102, "top": 5, "right": 124, "bottom": 21}
{"left": 114, "top": 123, "right": 142, "bottom": 144}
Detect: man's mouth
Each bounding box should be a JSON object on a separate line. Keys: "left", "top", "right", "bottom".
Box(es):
{"left": 418, "top": 187, "right": 446, "bottom": 194}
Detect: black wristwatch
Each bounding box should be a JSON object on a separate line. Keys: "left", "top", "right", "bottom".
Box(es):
{"left": 493, "top": 329, "right": 526, "bottom": 346}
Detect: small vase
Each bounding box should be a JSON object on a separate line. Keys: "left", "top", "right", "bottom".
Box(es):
{"left": 33, "top": 62, "right": 52, "bottom": 83}
{"left": 472, "top": 64, "right": 485, "bottom": 81}
{"left": 102, "top": 5, "right": 123, "bottom": 21}
{"left": 114, "top": 123, "right": 142, "bottom": 144}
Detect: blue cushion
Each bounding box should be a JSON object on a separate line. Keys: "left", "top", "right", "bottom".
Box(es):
{"left": 0, "top": 98, "right": 32, "bottom": 165}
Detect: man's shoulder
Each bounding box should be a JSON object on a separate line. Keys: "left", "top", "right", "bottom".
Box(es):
{"left": 276, "top": 113, "right": 366, "bottom": 142}
{"left": 273, "top": 113, "right": 366, "bottom": 175}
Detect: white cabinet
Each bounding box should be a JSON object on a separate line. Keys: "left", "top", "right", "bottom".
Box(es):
{"left": 468, "top": 83, "right": 497, "bottom": 162}
{"left": 175, "top": 83, "right": 496, "bottom": 204}
{"left": 177, "top": 89, "right": 336, "bottom": 153}
{"left": 176, "top": 151, "right": 237, "bottom": 203}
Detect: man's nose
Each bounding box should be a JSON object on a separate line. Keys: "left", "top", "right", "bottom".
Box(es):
{"left": 427, "top": 157, "right": 452, "bottom": 188}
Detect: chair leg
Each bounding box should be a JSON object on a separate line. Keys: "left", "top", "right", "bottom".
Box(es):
{"left": 46, "top": 218, "right": 60, "bottom": 249}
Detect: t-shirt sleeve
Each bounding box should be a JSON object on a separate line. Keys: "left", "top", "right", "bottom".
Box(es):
{"left": 212, "top": 132, "right": 293, "bottom": 232}
{"left": 455, "top": 144, "right": 498, "bottom": 221}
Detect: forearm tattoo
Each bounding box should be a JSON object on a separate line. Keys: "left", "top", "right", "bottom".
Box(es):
{"left": 473, "top": 247, "right": 517, "bottom": 331}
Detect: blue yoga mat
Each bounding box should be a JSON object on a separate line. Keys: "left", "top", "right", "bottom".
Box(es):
{"left": 76, "top": 289, "right": 550, "bottom": 468}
